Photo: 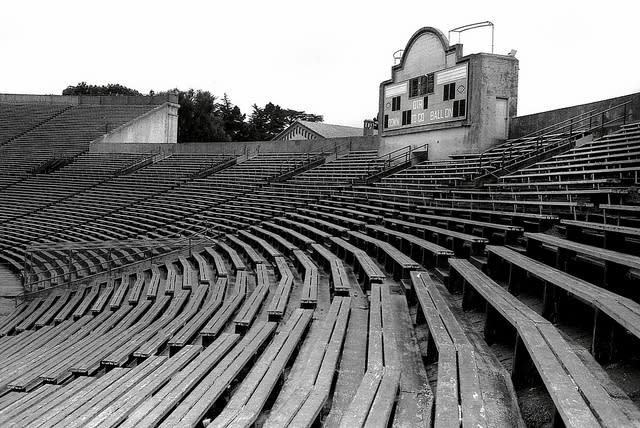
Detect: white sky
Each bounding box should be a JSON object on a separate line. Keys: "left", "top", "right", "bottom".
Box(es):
{"left": 1, "top": 0, "right": 639, "bottom": 127}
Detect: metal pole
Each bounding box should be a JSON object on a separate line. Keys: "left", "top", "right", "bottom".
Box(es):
{"left": 491, "top": 26, "right": 494, "bottom": 54}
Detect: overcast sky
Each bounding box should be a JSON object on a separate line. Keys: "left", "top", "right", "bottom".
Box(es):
{"left": 2, "top": 0, "right": 639, "bottom": 127}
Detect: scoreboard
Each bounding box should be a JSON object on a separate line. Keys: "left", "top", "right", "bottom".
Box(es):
{"left": 383, "top": 63, "right": 468, "bottom": 130}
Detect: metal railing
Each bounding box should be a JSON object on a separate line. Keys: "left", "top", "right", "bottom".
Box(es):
{"left": 475, "top": 101, "right": 633, "bottom": 182}
{"left": 17, "top": 231, "right": 218, "bottom": 303}
{"left": 357, "top": 143, "right": 429, "bottom": 183}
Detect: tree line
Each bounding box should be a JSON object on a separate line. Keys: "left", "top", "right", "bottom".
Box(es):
{"left": 62, "top": 82, "right": 323, "bottom": 142}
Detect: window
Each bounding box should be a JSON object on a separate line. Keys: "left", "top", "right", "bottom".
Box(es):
{"left": 409, "top": 77, "right": 419, "bottom": 98}
{"left": 384, "top": 114, "right": 389, "bottom": 128}
{"left": 453, "top": 99, "right": 466, "bottom": 118}
{"left": 443, "top": 83, "right": 456, "bottom": 101}
{"left": 402, "top": 110, "right": 412, "bottom": 126}
{"left": 426, "top": 73, "right": 434, "bottom": 94}
{"left": 423, "top": 96, "right": 429, "bottom": 109}
{"left": 391, "top": 96, "right": 401, "bottom": 111}
{"left": 409, "top": 74, "right": 434, "bottom": 98}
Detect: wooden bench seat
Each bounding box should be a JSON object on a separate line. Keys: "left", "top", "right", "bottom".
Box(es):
{"left": 366, "top": 224, "right": 454, "bottom": 269}
{"left": 226, "top": 233, "right": 267, "bottom": 268}
{"left": 311, "top": 202, "right": 383, "bottom": 223}
{"left": 448, "top": 258, "right": 638, "bottom": 427}
{"left": 70, "top": 302, "right": 164, "bottom": 376}
{"left": 168, "top": 277, "right": 228, "bottom": 352}
{"left": 411, "top": 271, "right": 487, "bottom": 427}
{"left": 15, "top": 293, "right": 58, "bottom": 332}
{"left": 53, "top": 287, "right": 87, "bottom": 323}
{"left": 339, "top": 284, "right": 400, "bottom": 428}
{"left": 90, "top": 282, "right": 114, "bottom": 314}
{"left": 292, "top": 250, "right": 319, "bottom": 308}
{"left": 261, "top": 220, "right": 316, "bottom": 249}
{"left": 70, "top": 345, "right": 204, "bottom": 428}
{"left": 159, "top": 321, "right": 278, "bottom": 427}
{"left": 215, "top": 241, "right": 247, "bottom": 273}
{"left": 433, "top": 196, "right": 595, "bottom": 217}
{"left": 118, "top": 333, "right": 240, "bottom": 428}
{"left": 289, "top": 211, "right": 353, "bottom": 235}
{"left": 109, "top": 275, "right": 130, "bottom": 309}
{"left": 329, "top": 237, "right": 385, "bottom": 289}
{"left": 384, "top": 217, "right": 488, "bottom": 257}
{"left": 311, "top": 243, "right": 350, "bottom": 295}
{"left": 18, "top": 367, "right": 136, "bottom": 426}
{"left": 348, "top": 230, "right": 420, "bottom": 280}
{"left": 507, "top": 152, "right": 640, "bottom": 174}
{"left": 561, "top": 219, "right": 640, "bottom": 251}
{"left": 25, "top": 306, "right": 136, "bottom": 385}
{"left": 264, "top": 296, "right": 351, "bottom": 427}
{"left": 275, "top": 216, "right": 333, "bottom": 242}
{"left": 145, "top": 265, "right": 162, "bottom": 299}
{"left": 127, "top": 272, "right": 146, "bottom": 304}
{"left": 132, "top": 292, "right": 192, "bottom": 358}
{"left": 234, "top": 264, "right": 270, "bottom": 333}
{"left": 399, "top": 210, "right": 524, "bottom": 244}
{"left": 489, "top": 177, "right": 621, "bottom": 189}
{"left": 35, "top": 289, "right": 72, "bottom": 327}
{"left": 413, "top": 204, "right": 559, "bottom": 229}
{"left": 71, "top": 284, "right": 100, "bottom": 320}
{"left": 200, "top": 271, "right": 249, "bottom": 344}
{"left": 525, "top": 232, "right": 640, "bottom": 296}
{"left": 298, "top": 206, "right": 367, "bottom": 229}
{"left": 203, "top": 246, "right": 230, "bottom": 277}
{"left": 486, "top": 244, "right": 640, "bottom": 362}
{"left": 41, "top": 350, "right": 198, "bottom": 428}
{"left": 193, "top": 252, "right": 213, "bottom": 284}
{"left": 100, "top": 296, "right": 173, "bottom": 366}
{"left": 206, "top": 309, "right": 314, "bottom": 428}
{"left": 238, "top": 229, "right": 283, "bottom": 260}
{"left": 249, "top": 225, "right": 299, "bottom": 255}
{"left": 267, "top": 256, "right": 295, "bottom": 319}
{"left": 179, "top": 256, "right": 199, "bottom": 289}
{"left": 164, "top": 262, "right": 182, "bottom": 295}
{"left": 500, "top": 164, "right": 640, "bottom": 183}
{"left": 332, "top": 199, "right": 401, "bottom": 217}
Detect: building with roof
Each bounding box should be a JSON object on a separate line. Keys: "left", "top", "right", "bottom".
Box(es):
{"left": 272, "top": 120, "right": 364, "bottom": 141}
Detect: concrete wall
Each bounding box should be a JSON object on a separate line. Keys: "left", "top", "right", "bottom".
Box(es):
{"left": 91, "top": 135, "right": 381, "bottom": 155}
{"left": 92, "top": 103, "right": 179, "bottom": 145}
{"left": 0, "top": 93, "right": 177, "bottom": 105}
{"left": 468, "top": 53, "right": 519, "bottom": 152}
{"left": 509, "top": 92, "right": 640, "bottom": 138}
{"left": 379, "top": 127, "right": 470, "bottom": 159}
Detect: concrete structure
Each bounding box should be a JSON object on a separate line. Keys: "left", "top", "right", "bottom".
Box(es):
{"left": 378, "top": 27, "right": 519, "bottom": 159}
{"left": 92, "top": 102, "right": 179, "bottom": 145}
{"left": 91, "top": 135, "right": 380, "bottom": 155}
{"left": 0, "top": 93, "right": 177, "bottom": 106}
{"left": 509, "top": 92, "right": 640, "bottom": 138}
{"left": 0, "top": 93, "right": 179, "bottom": 145}
{"left": 273, "top": 120, "right": 364, "bottom": 141}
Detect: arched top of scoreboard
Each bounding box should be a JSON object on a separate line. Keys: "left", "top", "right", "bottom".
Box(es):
{"left": 389, "top": 27, "right": 462, "bottom": 84}
{"left": 393, "top": 27, "right": 451, "bottom": 71}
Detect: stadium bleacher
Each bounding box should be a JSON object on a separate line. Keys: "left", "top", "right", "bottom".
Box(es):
{"left": 0, "top": 99, "right": 639, "bottom": 428}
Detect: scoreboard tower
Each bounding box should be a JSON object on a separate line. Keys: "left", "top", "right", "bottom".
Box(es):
{"left": 379, "top": 27, "right": 519, "bottom": 159}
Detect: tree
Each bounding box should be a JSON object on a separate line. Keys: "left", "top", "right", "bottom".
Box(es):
{"left": 61, "top": 83, "right": 323, "bottom": 142}
{"left": 62, "top": 82, "right": 142, "bottom": 96}
{"left": 246, "top": 102, "right": 323, "bottom": 141}
{"left": 173, "top": 89, "right": 229, "bottom": 142}
{"left": 219, "top": 93, "right": 248, "bottom": 141}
